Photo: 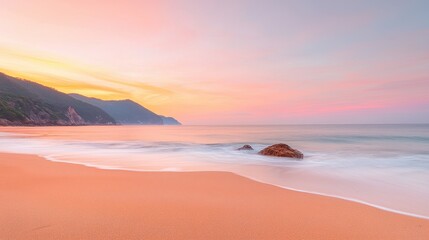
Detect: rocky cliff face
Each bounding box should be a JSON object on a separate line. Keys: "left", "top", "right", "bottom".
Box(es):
{"left": 0, "top": 94, "right": 99, "bottom": 126}
{"left": 65, "top": 106, "right": 86, "bottom": 125}
{"left": 0, "top": 73, "right": 116, "bottom": 126}
{"left": 0, "top": 94, "right": 60, "bottom": 125}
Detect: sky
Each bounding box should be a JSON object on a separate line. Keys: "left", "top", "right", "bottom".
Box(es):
{"left": 0, "top": 0, "right": 428, "bottom": 124}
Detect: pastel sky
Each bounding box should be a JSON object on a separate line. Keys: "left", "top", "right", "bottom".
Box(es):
{"left": 1, "top": 0, "right": 428, "bottom": 124}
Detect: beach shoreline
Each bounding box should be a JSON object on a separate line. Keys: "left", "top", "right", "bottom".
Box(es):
{"left": 1, "top": 125, "right": 429, "bottom": 220}
{"left": 1, "top": 152, "right": 428, "bottom": 239}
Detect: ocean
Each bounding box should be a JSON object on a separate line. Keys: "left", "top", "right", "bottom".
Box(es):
{"left": 1, "top": 124, "right": 428, "bottom": 218}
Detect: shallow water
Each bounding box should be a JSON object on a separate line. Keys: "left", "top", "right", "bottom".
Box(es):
{"left": 0, "top": 125, "right": 428, "bottom": 218}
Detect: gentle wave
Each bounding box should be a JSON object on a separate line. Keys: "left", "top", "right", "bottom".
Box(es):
{"left": 1, "top": 125, "right": 429, "bottom": 219}
{"left": 36, "top": 151, "right": 429, "bottom": 220}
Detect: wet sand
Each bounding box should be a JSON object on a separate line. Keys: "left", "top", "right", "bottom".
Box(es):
{"left": 1, "top": 153, "right": 428, "bottom": 239}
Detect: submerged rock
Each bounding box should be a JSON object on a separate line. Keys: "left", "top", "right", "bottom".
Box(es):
{"left": 237, "top": 144, "right": 254, "bottom": 150}
{"left": 259, "top": 143, "right": 303, "bottom": 159}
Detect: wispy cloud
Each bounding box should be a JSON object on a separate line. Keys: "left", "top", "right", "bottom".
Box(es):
{"left": 1, "top": 0, "right": 428, "bottom": 124}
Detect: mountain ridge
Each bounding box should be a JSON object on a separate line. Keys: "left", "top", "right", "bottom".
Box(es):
{"left": 0, "top": 73, "right": 115, "bottom": 126}
{"left": 0, "top": 72, "right": 180, "bottom": 126}
{"left": 69, "top": 93, "right": 181, "bottom": 125}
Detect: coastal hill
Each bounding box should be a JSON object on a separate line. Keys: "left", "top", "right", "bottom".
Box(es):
{"left": 0, "top": 73, "right": 115, "bottom": 126}
{"left": 70, "top": 94, "right": 181, "bottom": 125}
{"left": 0, "top": 72, "right": 180, "bottom": 126}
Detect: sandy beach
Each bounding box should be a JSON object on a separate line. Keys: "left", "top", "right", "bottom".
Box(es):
{"left": 1, "top": 153, "right": 428, "bottom": 240}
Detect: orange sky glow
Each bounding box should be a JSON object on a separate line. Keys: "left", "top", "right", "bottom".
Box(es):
{"left": 1, "top": 0, "right": 428, "bottom": 124}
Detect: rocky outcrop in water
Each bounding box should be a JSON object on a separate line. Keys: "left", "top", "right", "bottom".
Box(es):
{"left": 237, "top": 145, "right": 254, "bottom": 150}
{"left": 259, "top": 143, "right": 304, "bottom": 159}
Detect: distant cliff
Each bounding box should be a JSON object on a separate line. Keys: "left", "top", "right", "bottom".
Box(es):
{"left": 0, "top": 73, "right": 116, "bottom": 126}
{"left": 160, "top": 116, "right": 181, "bottom": 125}
{"left": 69, "top": 94, "right": 181, "bottom": 125}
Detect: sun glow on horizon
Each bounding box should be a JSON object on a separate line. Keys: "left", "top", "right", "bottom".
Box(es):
{"left": 1, "top": 0, "right": 429, "bottom": 124}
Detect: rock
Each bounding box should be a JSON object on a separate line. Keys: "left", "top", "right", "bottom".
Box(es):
{"left": 259, "top": 143, "right": 303, "bottom": 159}
{"left": 0, "top": 118, "right": 12, "bottom": 126}
{"left": 237, "top": 144, "right": 254, "bottom": 150}
{"left": 66, "top": 106, "right": 86, "bottom": 125}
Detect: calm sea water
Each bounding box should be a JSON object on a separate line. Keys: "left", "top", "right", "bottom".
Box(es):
{"left": 1, "top": 125, "right": 428, "bottom": 218}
